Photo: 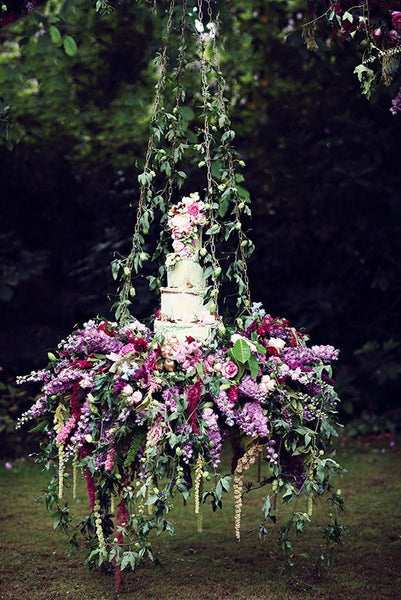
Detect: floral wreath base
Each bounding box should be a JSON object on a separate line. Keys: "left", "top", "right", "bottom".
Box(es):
{"left": 17, "top": 303, "right": 346, "bottom": 591}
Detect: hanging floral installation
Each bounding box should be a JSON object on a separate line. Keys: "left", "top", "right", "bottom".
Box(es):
{"left": 17, "top": 0, "right": 347, "bottom": 593}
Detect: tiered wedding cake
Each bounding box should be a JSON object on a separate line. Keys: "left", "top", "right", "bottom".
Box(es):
{"left": 153, "top": 193, "right": 216, "bottom": 343}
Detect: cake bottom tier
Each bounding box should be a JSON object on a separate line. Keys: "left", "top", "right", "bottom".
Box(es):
{"left": 154, "top": 319, "right": 213, "bottom": 344}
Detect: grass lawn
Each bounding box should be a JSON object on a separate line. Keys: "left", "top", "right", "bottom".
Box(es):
{"left": 1, "top": 438, "right": 400, "bottom": 600}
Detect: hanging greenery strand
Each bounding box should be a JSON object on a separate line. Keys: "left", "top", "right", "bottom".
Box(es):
{"left": 197, "top": 0, "right": 221, "bottom": 314}
{"left": 209, "top": 7, "right": 253, "bottom": 312}
{"left": 114, "top": 0, "right": 177, "bottom": 325}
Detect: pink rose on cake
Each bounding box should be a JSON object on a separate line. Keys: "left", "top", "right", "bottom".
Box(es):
{"left": 169, "top": 213, "right": 192, "bottom": 233}
{"left": 187, "top": 203, "right": 200, "bottom": 218}
{"left": 182, "top": 192, "right": 200, "bottom": 207}
{"left": 172, "top": 239, "right": 185, "bottom": 253}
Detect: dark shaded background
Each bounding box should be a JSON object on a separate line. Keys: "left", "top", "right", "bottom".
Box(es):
{"left": 1, "top": 0, "right": 401, "bottom": 455}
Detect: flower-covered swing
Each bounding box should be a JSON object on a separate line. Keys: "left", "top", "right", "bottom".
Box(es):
{"left": 17, "top": 0, "right": 346, "bottom": 592}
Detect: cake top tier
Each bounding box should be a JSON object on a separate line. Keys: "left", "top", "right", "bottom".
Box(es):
{"left": 166, "top": 192, "right": 206, "bottom": 266}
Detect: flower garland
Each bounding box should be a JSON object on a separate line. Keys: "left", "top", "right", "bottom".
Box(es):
{"left": 17, "top": 303, "right": 345, "bottom": 589}
{"left": 166, "top": 192, "right": 207, "bottom": 265}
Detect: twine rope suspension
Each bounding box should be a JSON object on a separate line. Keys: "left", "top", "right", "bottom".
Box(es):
{"left": 118, "top": 0, "right": 176, "bottom": 325}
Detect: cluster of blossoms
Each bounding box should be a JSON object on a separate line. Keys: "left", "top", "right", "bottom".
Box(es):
{"left": 166, "top": 192, "right": 207, "bottom": 264}
{"left": 17, "top": 304, "right": 342, "bottom": 585}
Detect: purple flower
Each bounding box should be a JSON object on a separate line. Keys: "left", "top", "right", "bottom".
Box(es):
{"left": 235, "top": 401, "right": 269, "bottom": 438}
{"left": 16, "top": 396, "right": 47, "bottom": 427}
{"left": 238, "top": 376, "right": 264, "bottom": 401}
{"left": 214, "top": 390, "right": 236, "bottom": 426}
{"left": 60, "top": 322, "right": 123, "bottom": 356}
{"left": 202, "top": 407, "right": 222, "bottom": 467}
{"left": 282, "top": 344, "right": 339, "bottom": 368}
{"left": 266, "top": 439, "right": 279, "bottom": 466}
{"left": 390, "top": 87, "right": 401, "bottom": 116}
{"left": 162, "top": 387, "right": 179, "bottom": 413}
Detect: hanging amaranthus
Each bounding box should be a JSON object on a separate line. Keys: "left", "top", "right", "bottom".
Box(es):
{"left": 194, "top": 454, "right": 204, "bottom": 533}
{"left": 72, "top": 453, "right": 78, "bottom": 500}
{"left": 53, "top": 404, "right": 66, "bottom": 499}
{"left": 233, "top": 444, "right": 263, "bottom": 540}
{"left": 307, "top": 495, "right": 314, "bottom": 517}
{"left": 94, "top": 495, "right": 106, "bottom": 551}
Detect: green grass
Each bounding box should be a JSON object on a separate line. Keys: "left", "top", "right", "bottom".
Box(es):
{"left": 1, "top": 439, "right": 401, "bottom": 600}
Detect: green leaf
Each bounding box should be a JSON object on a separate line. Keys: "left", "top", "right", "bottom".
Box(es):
{"left": 262, "top": 495, "right": 271, "bottom": 520}
{"left": 179, "top": 106, "right": 194, "bottom": 121}
{"left": 121, "top": 551, "right": 136, "bottom": 571}
{"left": 63, "top": 35, "right": 78, "bottom": 57}
{"left": 353, "top": 64, "right": 375, "bottom": 99}
{"left": 247, "top": 352, "right": 259, "bottom": 379}
{"left": 232, "top": 338, "right": 251, "bottom": 363}
{"left": 218, "top": 193, "right": 230, "bottom": 218}
{"left": 49, "top": 26, "right": 62, "bottom": 47}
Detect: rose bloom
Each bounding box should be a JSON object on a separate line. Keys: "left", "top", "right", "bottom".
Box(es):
{"left": 266, "top": 337, "right": 286, "bottom": 353}
{"left": 187, "top": 203, "right": 200, "bottom": 218}
{"left": 172, "top": 239, "right": 185, "bottom": 253}
{"left": 126, "top": 390, "right": 143, "bottom": 406}
{"left": 392, "top": 11, "right": 401, "bottom": 32}
{"left": 221, "top": 360, "right": 238, "bottom": 379}
{"left": 169, "top": 213, "right": 192, "bottom": 232}
{"left": 122, "top": 384, "right": 134, "bottom": 396}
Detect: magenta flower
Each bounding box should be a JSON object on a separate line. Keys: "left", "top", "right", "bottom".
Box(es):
{"left": 120, "top": 343, "right": 137, "bottom": 356}
{"left": 187, "top": 203, "right": 200, "bottom": 218}
{"left": 392, "top": 11, "right": 401, "bottom": 32}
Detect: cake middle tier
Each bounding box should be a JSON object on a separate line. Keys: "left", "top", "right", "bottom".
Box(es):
{"left": 166, "top": 258, "right": 206, "bottom": 291}
{"left": 159, "top": 287, "right": 211, "bottom": 322}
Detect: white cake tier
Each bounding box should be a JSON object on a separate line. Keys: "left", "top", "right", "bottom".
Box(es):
{"left": 154, "top": 319, "right": 213, "bottom": 344}
{"left": 159, "top": 288, "right": 211, "bottom": 322}
{"left": 166, "top": 258, "right": 205, "bottom": 291}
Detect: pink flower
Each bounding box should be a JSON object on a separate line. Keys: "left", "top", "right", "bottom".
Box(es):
{"left": 105, "top": 448, "right": 116, "bottom": 471}
{"left": 56, "top": 415, "right": 77, "bottom": 444}
{"left": 187, "top": 203, "right": 200, "bottom": 218}
{"left": 221, "top": 360, "right": 238, "bottom": 379}
{"left": 120, "top": 343, "right": 136, "bottom": 356}
{"left": 170, "top": 213, "right": 192, "bottom": 233}
{"left": 172, "top": 239, "right": 185, "bottom": 253}
{"left": 197, "top": 212, "right": 207, "bottom": 226}
{"left": 392, "top": 11, "right": 401, "bottom": 32}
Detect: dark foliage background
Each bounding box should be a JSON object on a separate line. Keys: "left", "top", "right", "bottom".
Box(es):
{"left": 1, "top": 0, "right": 400, "bottom": 455}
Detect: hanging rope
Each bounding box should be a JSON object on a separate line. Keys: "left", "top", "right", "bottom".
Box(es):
{"left": 116, "top": 0, "right": 253, "bottom": 324}
{"left": 198, "top": 0, "right": 221, "bottom": 314}
{"left": 117, "top": 0, "right": 176, "bottom": 325}
{"left": 166, "top": 0, "right": 188, "bottom": 211}
{"left": 208, "top": 5, "right": 253, "bottom": 313}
